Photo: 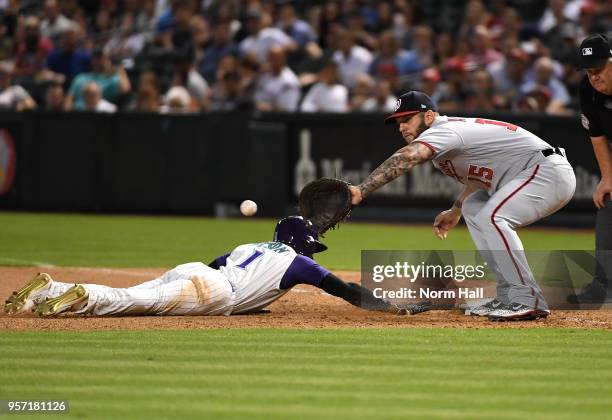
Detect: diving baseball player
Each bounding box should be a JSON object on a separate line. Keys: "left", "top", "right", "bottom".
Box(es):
{"left": 4, "top": 216, "right": 429, "bottom": 317}
{"left": 349, "top": 91, "right": 576, "bottom": 321}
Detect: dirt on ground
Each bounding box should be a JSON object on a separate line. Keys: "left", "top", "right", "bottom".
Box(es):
{"left": 1, "top": 267, "right": 611, "bottom": 330}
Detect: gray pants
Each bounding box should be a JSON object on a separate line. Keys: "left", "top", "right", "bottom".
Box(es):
{"left": 462, "top": 154, "right": 576, "bottom": 310}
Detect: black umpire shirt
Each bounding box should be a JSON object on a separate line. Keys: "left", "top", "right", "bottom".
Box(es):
{"left": 579, "top": 75, "right": 612, "bottom": 141}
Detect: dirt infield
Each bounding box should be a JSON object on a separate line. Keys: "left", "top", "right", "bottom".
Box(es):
{"left": 1, "top": 267, "right": 611, "bottom": 330}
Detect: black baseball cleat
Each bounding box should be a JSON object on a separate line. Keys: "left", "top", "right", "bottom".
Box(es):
{"left": 487, "top": 303, "right": 550, "bottom": 322}
{"left": 567, "top": 281, "right": 612, "bottom": 304}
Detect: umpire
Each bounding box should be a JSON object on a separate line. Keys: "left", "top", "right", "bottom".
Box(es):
{"left": 568, "top": 34, "right": 612, "bottom": 303}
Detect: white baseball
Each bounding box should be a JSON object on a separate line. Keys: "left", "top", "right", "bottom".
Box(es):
{"left": 240, "top": 200, "right": 258, "bottom": 216}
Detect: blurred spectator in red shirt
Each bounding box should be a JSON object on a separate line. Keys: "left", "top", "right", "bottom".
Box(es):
{"left": 465, "top": 25, "right": 503, "bottom": 70}
{"left": 576, "top": 2, "right": 607, "bottom": 42}
{"left": 14, "top": 16, "right": 53, "bottom": 81}
{"left": 418, "top": 67, "right": 444, "bottom": 104}
{"left": 517, "top": 85, "right": 554, "bottom": 113}
{"left": 437, "top": 57, "right": 469, "bottom": 111}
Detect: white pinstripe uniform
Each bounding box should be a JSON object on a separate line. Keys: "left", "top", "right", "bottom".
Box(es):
{"left": 44, "top": 242, "right": 303, "bottom": 316}
{"left": 415, "top": 116, "right": 576, "bottom": 310}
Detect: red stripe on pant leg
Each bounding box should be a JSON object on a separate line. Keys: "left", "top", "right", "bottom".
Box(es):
{"left": 490, "top": 165, "right": 540, "bottom": 293}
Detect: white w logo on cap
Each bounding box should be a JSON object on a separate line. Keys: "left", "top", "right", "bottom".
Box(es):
{"left": 393, "top": 98, "right": 401, "bottom": 112}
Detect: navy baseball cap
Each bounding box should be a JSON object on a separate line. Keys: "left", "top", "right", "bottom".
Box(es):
{"left": 384, "top": 91, "right": 437, "bottom": 124}
{"left": 577, "top": 34, "right": 612, "bottom": 69}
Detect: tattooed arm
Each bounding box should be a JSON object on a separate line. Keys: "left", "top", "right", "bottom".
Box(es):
{"left": 350, "top": 142, "right": 434, "bottom": 205}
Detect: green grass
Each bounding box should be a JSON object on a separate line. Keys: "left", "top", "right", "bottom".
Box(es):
{"left": 0, "top": 329, "right": 611, "bottom": 420}
{"left": 0, "top": 212, "right": 595, "bottom": 270}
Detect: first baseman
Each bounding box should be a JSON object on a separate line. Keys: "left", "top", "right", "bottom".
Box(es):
{"left": 349, "top": 90, "right": 576, "bottom": 321}
{"left": 5, "top": 216, "right": 427, "bottom": 317}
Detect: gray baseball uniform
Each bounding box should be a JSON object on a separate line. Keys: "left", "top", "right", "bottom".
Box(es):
{"left": 415, "top": 116, "right": 576, "bottom": 310}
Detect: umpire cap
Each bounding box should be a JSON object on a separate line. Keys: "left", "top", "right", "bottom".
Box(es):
{"left": 577, "top": 34, "right": 612, "bottom": 69}
{"left": 384, "top": 91, "right": 437, "bottom": 124}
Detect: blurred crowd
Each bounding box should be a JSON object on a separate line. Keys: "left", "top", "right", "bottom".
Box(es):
{"left": 0, "top": 0, "right": 610, "bottom": 115}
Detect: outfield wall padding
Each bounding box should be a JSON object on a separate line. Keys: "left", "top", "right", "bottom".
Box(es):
{"left": 0, "top": 111, "right": 601, "bottom": 225}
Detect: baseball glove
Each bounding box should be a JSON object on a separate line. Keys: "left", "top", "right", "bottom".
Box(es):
{"left": 298, "top": 178, "right": 353, "bottom": 234}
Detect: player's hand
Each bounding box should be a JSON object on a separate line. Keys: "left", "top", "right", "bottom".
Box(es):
{"left": 433, "top": 208, "right": 461, "bottom": 240}
{"left": 349, "top": 185, "right": 363, "bottom": 205}
{"left": 593, "top": 178, "right": 612, "bottom": 209}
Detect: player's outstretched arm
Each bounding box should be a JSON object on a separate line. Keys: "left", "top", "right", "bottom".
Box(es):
{"left": 319, "top": 273, "right": 431, "bottom": 315}
{"left": 319, "top": 273, "right": 403, "bottom": 313}
{"left": 352, "top": 142, "right": 434, "bottom": 204}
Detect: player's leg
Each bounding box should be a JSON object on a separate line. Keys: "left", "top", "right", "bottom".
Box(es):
{"left": 36, "top": 262, "right": 234, "bottom": 316}
{"left": 472, "top": 158, "right": 575, "bottom": 316}
{"left": 463, "top": 190, "right": 511, "bottom": 302}
{"left": 595, "top": 196, "right": 612, "bottom": 297}
{"left": 126, "top": 263, "right": 216, "bottom": 290}
{"left": 570, "top": 196, "right": 612, "bottom": 303}
{"left": 462, "top": 190, "right": 511, "bottom": 314}
{"left": 5, "top": 273, "right": 85, "bottom": 314}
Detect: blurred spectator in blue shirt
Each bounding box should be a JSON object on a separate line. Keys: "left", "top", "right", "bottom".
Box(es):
{"left": 277, "top": 3, "right": 316, "bottom": 50}
{"left": 520, "top": 56, "right": 570, "bottom": 115}
{"left": 45, "top": 24, "right": 91, "bottom": 87}
{"left": 65, "top": 47, "right": 131, "bottom": 110}
{"left": 488, "top": 47, "right": 531, "bottom": 108}
{"left": 199, "top": 20, "right": 238, "bottom": 84}
{"left": 401, "top": 25, "right": 434, "bottom": 75}
{"left": 240, "top": 8, "right": 295, "bottom": 63}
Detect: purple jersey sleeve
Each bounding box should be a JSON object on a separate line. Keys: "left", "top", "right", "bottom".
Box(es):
{"left": 208, "top": 253, "right": 229, "bottom": 269}
{"left": 279, "top": 255, "right": 331, "bottom": 289}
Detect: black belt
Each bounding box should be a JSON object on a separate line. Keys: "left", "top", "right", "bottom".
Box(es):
{"left": 541, "top": 147, "right": 564, "bottom": 157}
